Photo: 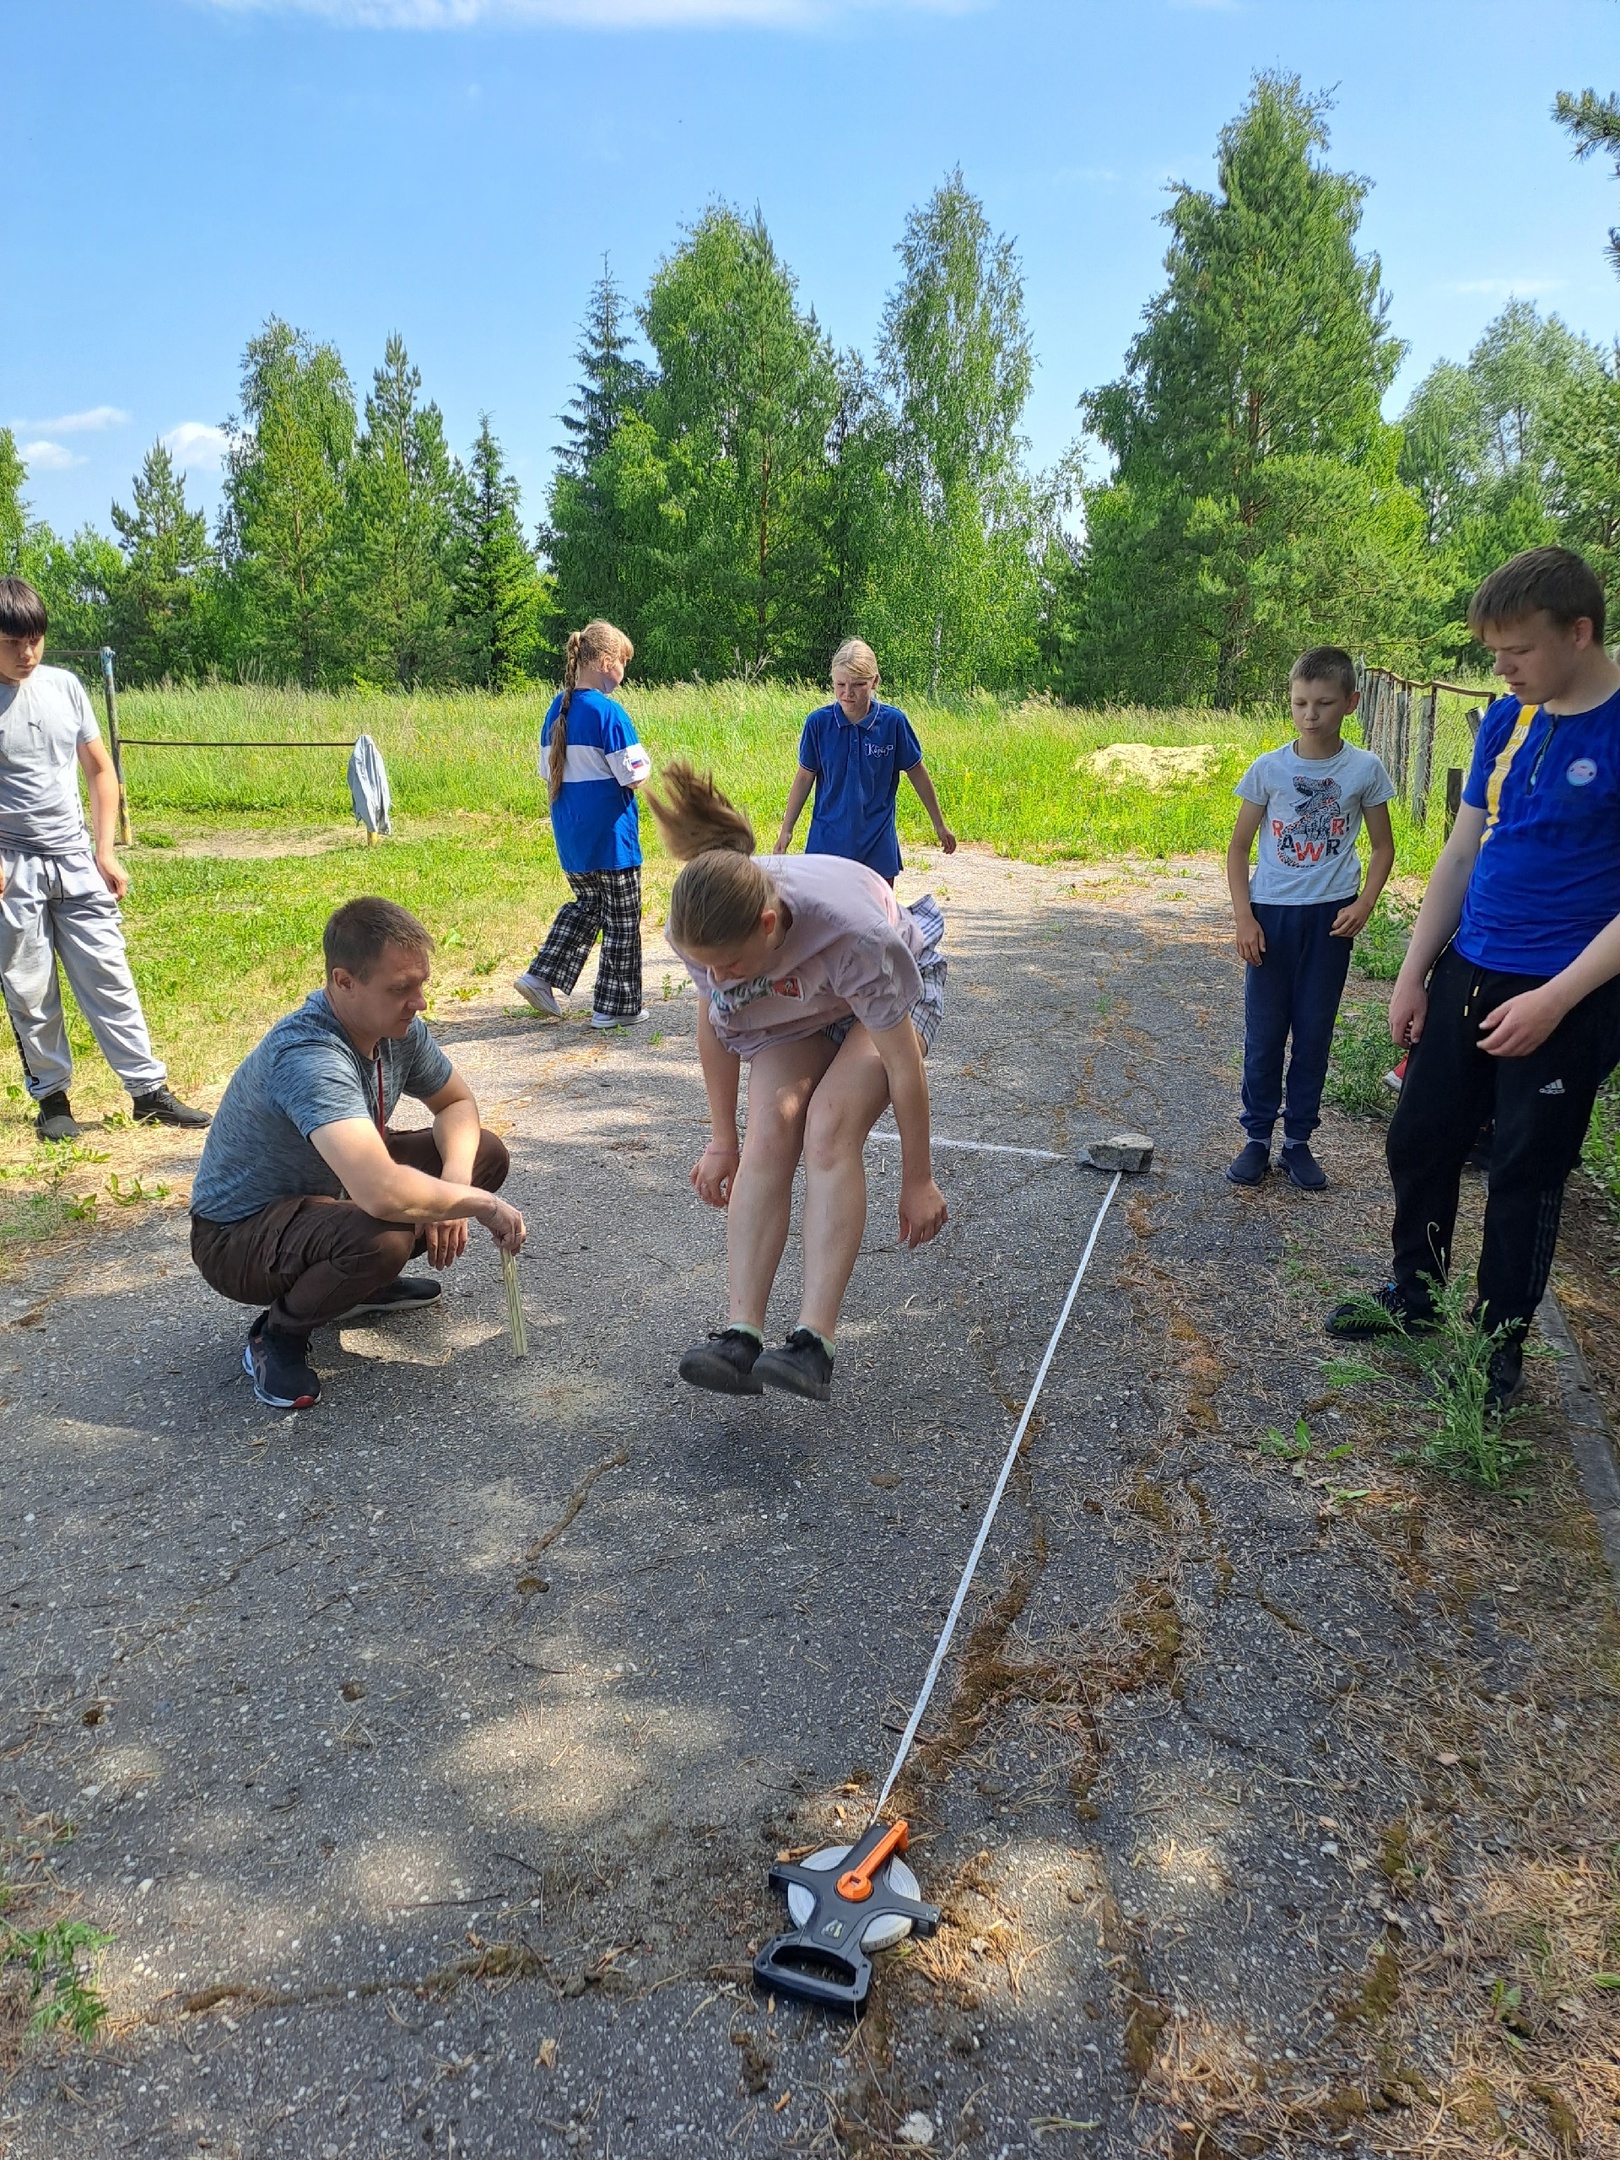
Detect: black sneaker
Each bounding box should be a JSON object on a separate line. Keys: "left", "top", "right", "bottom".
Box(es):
{"left": 1484, "top": 1340, "right": 1525, "bottom": 1416}
{"left": 35, "top": 1091, "right": 81, "bottom": 1142}
{"left": 755, "top": 1327, "right": 835, "bottom": 1402}
{"left": 1281, "top": 1142, "right": 1328, "bottom": 1191}
{"left": 333, "top": 1276, "right": 443, "bottom": 1324}
{"left": 1323, "top": 1281, "right": 1439, "bottom": 1341}
{"left": 1225, "top": 1140, "right": 1270, "bottom": 1186}
{"left": 678, "top": 1326, "right": 765, "bottom": 1395}
{"left": 131, "top": 1085, "right": 211, "bottom": 1130}
{"left": 243, "top": 1318, "right": 320, "bottom": 1409}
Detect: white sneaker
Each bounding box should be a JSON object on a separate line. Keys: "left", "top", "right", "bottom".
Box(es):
{"left": 514, "top": 971, "right": 563, "bottom": 1018}
{"left": 590, "top": 1008, "right": 649, "bottom": 1029}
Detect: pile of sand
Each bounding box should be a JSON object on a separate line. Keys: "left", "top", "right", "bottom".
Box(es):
{"left": 1085, "top": 742, "right": 1222, "bottom": 787}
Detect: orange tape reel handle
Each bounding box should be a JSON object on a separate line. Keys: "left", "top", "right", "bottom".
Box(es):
{"left": 835, "top": 1819, "right": 909, "bottom": 1904}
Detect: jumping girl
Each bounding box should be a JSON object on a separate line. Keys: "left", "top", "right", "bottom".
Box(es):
{"left": 515, "top": 620, "right": 652, "bottom": 1029}
{"left": 647, "top": 761, "right": 949, "bottom": 1403}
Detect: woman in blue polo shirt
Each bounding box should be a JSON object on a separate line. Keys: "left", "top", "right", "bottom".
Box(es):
{"left": 514, "top": 620, "right": 652, "bottom": 1029}
{"left": 1326, "top": 547, "right": 1620, "bottom": 1413}
{"left": 774, "top": 639, "right": 956, "bottom": 882}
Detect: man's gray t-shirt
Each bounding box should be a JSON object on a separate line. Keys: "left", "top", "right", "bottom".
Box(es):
{"left": 1234, "top": 741, "right": 1395, "bottom": 906}
{"left": 191, "top": 990, "right": 453, "bottom": 1223}
{"left": 0, "top": 664, "right": 99, "bottom": 856}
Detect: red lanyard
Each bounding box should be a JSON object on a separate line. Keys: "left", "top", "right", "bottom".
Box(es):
{"left": 374, "top": 1049, "right": 386, "bottom": 1137}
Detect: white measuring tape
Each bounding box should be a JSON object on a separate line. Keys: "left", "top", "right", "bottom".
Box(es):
{"left": 870, "top": 1170, "right": 1124, "bottom": 1820}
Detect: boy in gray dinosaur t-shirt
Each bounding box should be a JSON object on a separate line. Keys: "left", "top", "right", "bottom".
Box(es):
{"left": 1224, "top": 646, "right": 1396, "bottom": 1191}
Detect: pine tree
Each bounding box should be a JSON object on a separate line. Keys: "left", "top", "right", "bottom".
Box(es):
{"left": 1556, "top": 87, "right": 1620, "bottom": 275}
{"left": 544, "top": 263, "right": 652, "bottom": 636}
{"left": 874, "top": 172, "right": 1040, "bottom": 692}
{"left": 339, "top": 335, "right": 462, "bottom": 686}
{"left": 219, "top": 318, "right": 355, "bottom": 685}
{"left": 454, "top": 416, "right": 541, "bottom": 689}
{"left": 109, "top": 442, "right": 213, "bottom": 683}
{"left": 1066, "top": 75, "right": 1422, "bottom": 705}
{"left": 556, "top": 261, "right": 649, "bottom": 475}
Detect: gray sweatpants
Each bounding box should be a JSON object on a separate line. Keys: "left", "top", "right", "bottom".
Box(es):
{"left": 0, "top": 848, "right": 165, "bottom": 1101}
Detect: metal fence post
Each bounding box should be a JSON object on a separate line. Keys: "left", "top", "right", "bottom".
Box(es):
{"left": 99, "top": 647, "right": 132, "bottom": 845}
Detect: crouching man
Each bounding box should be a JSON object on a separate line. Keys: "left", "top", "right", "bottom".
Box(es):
{"left": 190, "top": 897, "right": 525, "bottom": 1409}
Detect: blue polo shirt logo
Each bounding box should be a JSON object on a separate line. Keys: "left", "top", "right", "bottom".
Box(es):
{"left": 1567, "top": 757, "right": 1598, "bottom": 787}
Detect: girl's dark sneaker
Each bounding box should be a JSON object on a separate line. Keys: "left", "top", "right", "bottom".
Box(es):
{"left": 678, "top": 1327, "right": 765, "bottom": 1395}
{"left": 243, "top": 1318, "right": 321, "bottom": 1409}
{"left": 1281, "top": 1142, "right": 1328, "bottom": 1191}
{"left": 1323, "top": 1281, "right": 1438, "bottom": 1340}
{"left": 1225, "top": 1140, "right": 1270, "bottom": 1185}
{"left": 755, "top": 1328, "right": 835, "bottom": 1402}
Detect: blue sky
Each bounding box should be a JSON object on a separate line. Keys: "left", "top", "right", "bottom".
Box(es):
{"left": 13, "top": 0, "right": 1620, "bottom": 541}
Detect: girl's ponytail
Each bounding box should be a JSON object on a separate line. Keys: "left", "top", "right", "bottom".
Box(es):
{"left": 547, "top": 619, "right": 633, "bottom": 806}
{"left": 646, "top": 761, "right": 775, "bottom": 952}
{"left": 645, "top": 760, "right": 756, "bottom": 861}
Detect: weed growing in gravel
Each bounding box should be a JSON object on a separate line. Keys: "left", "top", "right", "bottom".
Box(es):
{"left": 1325, "top": 1001, "right": 1397, "bottom": 1120}
{"left": 1351, "top": 893, "right": 1415, "bottom": 981}
{"left": 1, "top": 1915, "right": 112, "bottom": 2041}
{"left": 1325, "top": 1274, "right": 1536, "bottom": 1491}
{"left": 1584, "top": 1075, "right": 1620, "bottom": 1216}
{"left": 1260, "top": 1416, "right": 1312, "bottom": 1461}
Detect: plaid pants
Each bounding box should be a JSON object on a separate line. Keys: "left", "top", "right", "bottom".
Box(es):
{"left": 533, "top": 867, "right": 643, "bottom": 1018}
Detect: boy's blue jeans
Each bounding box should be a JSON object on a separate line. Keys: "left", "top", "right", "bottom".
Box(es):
{"left": 1240, "top": 899, "right": 1353, "bottom": 1147}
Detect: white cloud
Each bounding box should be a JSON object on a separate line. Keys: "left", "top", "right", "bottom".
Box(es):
{"left": 163, "top": 420, "right": 231, "bottom": 470}
{"left": 196, "top": 0, "right": 970, "bottom": 25}
{"left": 21, "top": 440, "right": 87, "bottom": 472}
{"left": 16, "top": 404, "right": 130, "bottom": 435}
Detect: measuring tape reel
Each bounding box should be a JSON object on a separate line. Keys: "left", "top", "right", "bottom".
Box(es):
{"left": 754, "top": 1818, "right": 940, "bottom": 2013}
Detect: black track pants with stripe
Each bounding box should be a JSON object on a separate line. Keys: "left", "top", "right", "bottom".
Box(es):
{"left": 1387, "top": 944, "right": 1620, "bottom": 1333}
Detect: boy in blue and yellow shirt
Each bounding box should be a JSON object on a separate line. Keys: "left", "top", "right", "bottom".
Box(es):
{"left": 1327, "top": 547, "right": 1620, "bottom": 1411}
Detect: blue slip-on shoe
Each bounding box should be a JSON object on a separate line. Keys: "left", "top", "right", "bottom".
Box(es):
{"left": 1281, "top": 1142, "right": 1328, "bottom": 1191}
{"left": 1225, "top": 1140, "right": 1271, "bottom": 1186}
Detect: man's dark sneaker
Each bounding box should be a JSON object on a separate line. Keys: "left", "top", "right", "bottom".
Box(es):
{"left": 1225, "top": 1140, "right": 1271, "bottom": 1186}
{"left": 35, "top": 1091, "right": 81, "bottom": 1143}
{"left": 333, "top": 1276, "right": 443, "bottom": 1324}
{"left": 1484, "top": 1340, "right": 1525, "bottom": 1416}
{"left": 755, "top": 1327, "right": 835, "bottom": 1402}
{"left": 678, "top": 1326, "right": 766, "bottom": 1395}
{"left": 131, "top": 1085, "right": 211, "bottom": 1130}
{"left": 1323, "top": 1280, "right": 1439, "bottom": 1341}
{"left": 243, "top": 1318, "right": 320, "bottom": 1410}
{"left": 1281, "top": 1141, "right": 1328, "bottom": 1191}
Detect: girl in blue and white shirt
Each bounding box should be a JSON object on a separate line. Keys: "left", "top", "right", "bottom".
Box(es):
{"left": 514, "top": 620, "right": 652, "bottom": 1029}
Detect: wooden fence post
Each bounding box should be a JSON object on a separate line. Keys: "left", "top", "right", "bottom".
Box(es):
{"left": 1444, "top": 768, "right": 1463, "bottom": 835}
{"left": 1373, "top": 678, "right": 1399, "bottom": 773}
{"left": 1411, "top": 686, "right": 1437, "bottom": 828}
{"left": 1393, "top": 682, "right": 1411, "bottom": 801}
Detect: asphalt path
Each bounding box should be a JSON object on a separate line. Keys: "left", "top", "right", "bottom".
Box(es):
{"left": 3, "top": 849, "right": 1606, "bottom": 2158}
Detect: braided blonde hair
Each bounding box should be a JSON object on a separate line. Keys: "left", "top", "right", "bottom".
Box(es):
{"left": 548, "top": 620, "right": 634, "bottom": 805}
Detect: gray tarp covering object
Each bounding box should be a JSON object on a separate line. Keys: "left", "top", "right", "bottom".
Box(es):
{"left": 347, "top": 733, "right": 392, "bottom": 836}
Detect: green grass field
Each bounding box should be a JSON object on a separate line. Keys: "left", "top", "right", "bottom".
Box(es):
{"left": 2, "top": 677, "right": 1489, "bottom": 1158}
